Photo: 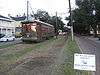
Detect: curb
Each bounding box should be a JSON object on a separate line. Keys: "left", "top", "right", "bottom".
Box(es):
{"left": 75, "top": 36, "right": 83, "bottom": 54}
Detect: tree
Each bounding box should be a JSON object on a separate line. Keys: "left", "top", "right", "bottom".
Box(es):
{"left": 48, "top": 16, "right": 65, "bottom": 34}
{"left": 34, "top": 9, "right": 65, "bottom": 34}
{"left": 72, "top": 8, "right": 91, "bottom": 34}
{"left": 67, "top": 0, "right": 99, "bottom": 36}
{"left": 95, "top": 0, "right": 100, "bottom": 33}
{"left": 34, "top": 9, "right": 50, "bottom": 23}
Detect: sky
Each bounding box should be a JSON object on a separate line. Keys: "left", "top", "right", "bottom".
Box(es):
{"left": 0, "top": 0, "right": 76, "bottom": 24}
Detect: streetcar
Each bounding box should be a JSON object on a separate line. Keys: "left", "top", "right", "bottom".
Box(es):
{"left": 21, "top": 20, "right": 55, "bottom": 42}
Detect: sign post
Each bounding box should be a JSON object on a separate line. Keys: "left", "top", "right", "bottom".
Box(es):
{"left": 74, "top": 54, "right": 96, "bottom": 75}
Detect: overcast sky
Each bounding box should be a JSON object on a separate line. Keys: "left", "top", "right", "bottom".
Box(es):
{"left": 0, "top": 0, "right": 76, "bottom": 17}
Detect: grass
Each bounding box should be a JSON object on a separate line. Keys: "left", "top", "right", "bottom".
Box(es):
{"left": 0, "top": 38, "right": 55, "bottom": 60}
{"left": 0, "top": 37, "right": 63, "bottom": 73}
{"left": 0, "top": 36, "right": 90, "bottom": 75}
{"left": 57, "top": 35, "right": 89, "bottom": 75}
{"left": 0, "top": 44, "right": 14, "bottom": 49}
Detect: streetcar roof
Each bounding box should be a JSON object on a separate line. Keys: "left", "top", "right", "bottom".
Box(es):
{"left": 21, "top": 20, "right": 54, "bottom": 27}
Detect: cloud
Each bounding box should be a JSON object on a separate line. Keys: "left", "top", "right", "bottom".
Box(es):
{"left": 0, "top": 0, "right": 76, "bottom": 17}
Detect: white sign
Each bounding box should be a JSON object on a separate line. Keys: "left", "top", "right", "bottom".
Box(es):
{"left": 74, "top": 54, "right": 96, "bottom": 71}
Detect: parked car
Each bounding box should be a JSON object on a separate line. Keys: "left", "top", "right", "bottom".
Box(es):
{"left": 0, "top": 34, "right": 5, "bottom": 38}
{"left": 0, "top": 35, "right": 15, "bottom": 42}
{"left": 98, "top": 34, "right": 100, "bottom": 40}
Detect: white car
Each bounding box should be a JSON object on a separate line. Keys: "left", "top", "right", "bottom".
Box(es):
{"left": 0, "top": 35, "right": 15, "bottom": 42}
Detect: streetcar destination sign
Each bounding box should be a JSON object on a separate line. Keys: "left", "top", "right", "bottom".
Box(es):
{"left": 74, "top": 54, "right": 96, "bottom": 71}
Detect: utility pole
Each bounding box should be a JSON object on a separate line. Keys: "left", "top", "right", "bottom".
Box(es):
{"left": 27, "top": 0, "right": 29, "bottom": 20}
{"left": 56, "top": 12, "right": 58, "bottom": 38}
{"left": 68, "top": 0, "right": 74, "bottom": 41}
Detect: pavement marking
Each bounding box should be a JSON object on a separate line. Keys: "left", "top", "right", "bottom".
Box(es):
{"left": 75, "top": 36, "right": 83, "bottom": 54}
{"left": 75, "top": 36, "right": 96, "bottom": 75}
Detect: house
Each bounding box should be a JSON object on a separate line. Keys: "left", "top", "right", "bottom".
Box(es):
{"left": 0, "top": 15, "right": 15, "bottom": 36}
{"left": 10, "top": 15, "right": 26, "bottom": 37}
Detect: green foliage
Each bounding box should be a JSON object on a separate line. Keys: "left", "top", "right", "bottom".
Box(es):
{"left": 58, "top": 35, "right": 89, "bottom": 75}
{"left": 66, "top": 0, "right": 100, "bottom": 36}
{"left": 72, "top": 8, "right": 91, "bottom": 34}
{"left": 62, "top": 36, "right": 79, "bottom": 75}
{"left": 49, "top": 16, "right": 65, "bottom": 34}
{"left": 34, "top": 9, "right": 50, "bottom": 23}
{"left": 34, "top": 9, "right": 65, "bottom": 32}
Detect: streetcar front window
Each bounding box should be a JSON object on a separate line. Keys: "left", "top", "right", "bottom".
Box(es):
{"left": 31, "top": 26, "right": 36, "bottom": 32}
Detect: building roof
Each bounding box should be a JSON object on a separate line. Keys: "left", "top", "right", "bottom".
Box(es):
{"left": 10, "top": 16, "right": 26, "bottom": 21}
{"left": 0, "top": 15, "right": 12, "bottom": 22}
{"left": 0, "top": 15, "right": 10, "bottom": 19}
{"left": 0, "top": 19, "right": 12, "bottom": 22}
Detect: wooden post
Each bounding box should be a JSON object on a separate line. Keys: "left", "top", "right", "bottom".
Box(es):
{"left": 55, "top": 12, "right": 58, "bottom": 39}
{"left": 68, "top": 0, "right": 74, "bottom": 41}
{"left": 27, "top": 0, "right": 29, "bottom": 20}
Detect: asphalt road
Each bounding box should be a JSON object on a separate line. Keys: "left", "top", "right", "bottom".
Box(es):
{"left": 75, "top": 36, "right": 100, "bottom": 75}
{"left": 0, "top": 38, "right": 22, "bottom": 48}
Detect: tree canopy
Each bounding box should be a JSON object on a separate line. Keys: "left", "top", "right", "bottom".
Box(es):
{"left": 34, "top": 9, "right": 50, "bottom": 23}
{"left": 34, "top": 9, "right": 65, "bottom": 34}
{"left": 67, "top": 0, "right": 100, "bottom": 36}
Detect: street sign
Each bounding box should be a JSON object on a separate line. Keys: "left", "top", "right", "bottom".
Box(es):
{"left": 74, "top": 54, "right": 96, "bottom": 71}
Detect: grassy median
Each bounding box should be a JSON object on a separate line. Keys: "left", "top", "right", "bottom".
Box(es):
{"left": 57, "top": 35, "right": 89, "bottom": 75}
{"left": 0, "top": 37, "right": 65, "bottom": 74}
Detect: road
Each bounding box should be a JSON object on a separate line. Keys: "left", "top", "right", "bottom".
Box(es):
{"left": 75, "top": 36, "right": 100, "bottom": 75}
{"left": 0, "top": 38, "right": 22, "bottom": 48}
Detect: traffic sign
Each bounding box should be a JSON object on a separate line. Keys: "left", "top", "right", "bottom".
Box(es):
{"left": 74, "top": 54, "right": 96, "bottom": 71}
